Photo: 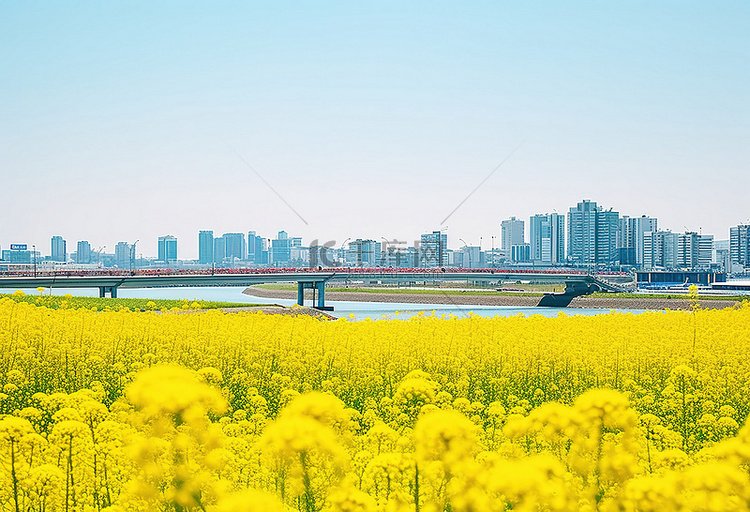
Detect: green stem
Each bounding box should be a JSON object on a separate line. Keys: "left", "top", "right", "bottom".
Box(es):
{"left": 300, "top": 452, "right": 315, "bottom": 512}
{"left": 11, "top": 440, "right": 20, "bottom": 512}
{"left": 646, "top": 428, "right": 652, "bottom": 473}
{"left": 594, "top": 420, "right": 604, "bottom": 509}
{"left": 414, "top": 461, "right": 420, "bottom": 512}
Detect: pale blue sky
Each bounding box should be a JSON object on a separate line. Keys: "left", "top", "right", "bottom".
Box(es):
{"left": 2, "top": 1, "right": 748, "bottom": 258}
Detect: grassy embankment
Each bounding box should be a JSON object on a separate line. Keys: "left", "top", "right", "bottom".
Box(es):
{"left": 253, "top": 283, "right": 748, "bottom": 301}
{"left": 255, "top": 283, "right": 548, "bottom": 296}
{"left": 0, "top": 292, "right": 255, "bottom": 311}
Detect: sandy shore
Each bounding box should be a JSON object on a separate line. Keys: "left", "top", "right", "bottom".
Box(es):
{"left": 244, "top": 287, "right": 743, "bottom": 311}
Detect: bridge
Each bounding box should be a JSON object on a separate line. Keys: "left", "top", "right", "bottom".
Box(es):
{"left": 0, "top": 269, "right": 630, "bottom": 310}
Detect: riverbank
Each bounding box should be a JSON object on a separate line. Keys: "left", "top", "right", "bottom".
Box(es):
{"left": 218, "top": 305, "right": 336, "bottom": 319}
{"left": 244, "top": 286, "right": 745, "bottom": 311}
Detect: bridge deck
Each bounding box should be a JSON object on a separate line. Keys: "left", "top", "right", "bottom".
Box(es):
{"left": 0, "top": 271, "right": 599, "bottom": 289}
{"left": 0, "top": 270, "right": 629, "bottom": 308}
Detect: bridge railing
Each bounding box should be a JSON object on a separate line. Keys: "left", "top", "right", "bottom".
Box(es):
{"left": 0, "top": 266, "right": 606, "bottom": 278}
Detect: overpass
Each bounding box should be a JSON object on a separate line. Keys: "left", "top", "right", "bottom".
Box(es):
{"left": 0, "top": 269, "right": 630, "bottom": 310}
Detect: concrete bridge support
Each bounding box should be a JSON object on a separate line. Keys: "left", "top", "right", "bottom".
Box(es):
{"left": 296, "top": 281, "right": 334, "bottom": 311}
{"left": 297, "top": 282, "right": 305, "bottom": 305}
{"left": 316, "top": 281, "right": 331, "bottom": 310}
{"left": 99, "top": 286, "right": 118, "bottom": 298}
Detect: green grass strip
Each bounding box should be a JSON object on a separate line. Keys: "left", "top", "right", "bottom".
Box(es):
{"left": 0, "top": 292, "right": 255, "bottom": 311}
{"left": 254, "top": 284, "right": 746, "bottom": 301}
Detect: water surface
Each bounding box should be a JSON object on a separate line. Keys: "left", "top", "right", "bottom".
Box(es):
{"left": 6, "top": 286, "right": 648, "bottom": 320}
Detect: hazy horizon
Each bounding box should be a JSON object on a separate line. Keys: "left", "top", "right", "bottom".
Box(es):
{"left": 2, "top": 2, "right": 748, "bottom": 259}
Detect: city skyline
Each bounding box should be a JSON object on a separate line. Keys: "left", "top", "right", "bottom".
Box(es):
{"left": 2, "top": 3, "right": 749, "bottom": 257}
{"left": 2, "top": 218, "right": 741, "bottom": 263}
{"left": 3, "top": 199, "right": 747, "bottom": 271}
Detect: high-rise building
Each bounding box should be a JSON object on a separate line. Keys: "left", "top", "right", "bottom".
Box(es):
{"left": 596, "top": 209, "right": 619, "bottom": 264}
{"left": 247, "top": 231, "right": 264, "bottom": 264}
{"left": 617, "top": 216, "right": 657, "bottom": 267}
{"left": 378, "top": 240, "right": 411, "bottom": 268}
{"left": 529, "top": 213, "right": 565, "bottom": 264}
{"left": 568, "top": 200, "right": 597, "bottom": 265}
{"left": 632, "top": 216, "right": 658, "bottom": 267}
{"left": 76, "top": 241, "right": 92, "bottom": 264}
{"left": 223, "top": 233, "right": 247, "bottom": 262}
{"left": 289, "top": 240, "right": 308, "bottom": 266}
{"left": 1, "top": 245, "right": 32, "bottom": 264}
{"left": 730, "top": 224, "right": 750, "bottom": 267}
{"left": 643, "top": 230, "right": 679, "bottom": 269}
{"left": 271, "top": 231, "right": 291, "bottom": 266}
{"left": 115, "top": 242, "right": 131, "bottom": 269}
{"left": 511, "top": 243, "right": 531, "bottom": 263}
{"left": 567, "top": 200, "right": 619, "bottom": 266}
{"left": 420, "top": 231, "right": 448, "bottom": 267}
{"left": 501, "top": 217, "right": 525, "bottom": 251}
{"left": 675, "top": 232, "right": 713, "bottom": 269}
{"left": 680, "top": 234, "right": 697, "bottom": 269}
{"left": 269, "top": 231, "right": 302, "bottom": 267}
{"left": 311, "top": 239, "right": 338, "bottom": 267}
{"left": 617, "top": 216, "right": 636, "bottom": 266}
{"left": 51, "top": 236, "right": 67, "bottom": 262}
{"left": 158, "top": 235, "right": 178, "bottom": 263}
{"left": 346, "top": 239, "right": 380, "bottom": 267}
{"left": 714, "top": 239, "right": 731, "bottom": 272}
{"left": 198, "top": 231, "right": 214, "bottom": 264}
{"left": 677, "top": 233, "right": 699, "bottom": 269}
{"left": 698, "top": 234, "right": 713, "bottom": 268}
{"left": 213, "top": 237, "right": 226, "bottom": 264}
{"left": 460, "top": 245, "right": 482, "bottom": 269}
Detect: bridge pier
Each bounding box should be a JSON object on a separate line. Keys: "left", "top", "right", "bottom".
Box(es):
{"left": 296, "top": 281, "right": 334, "bottom": 311}
{"left": 316, "top": 281, "right": 331, "bottom": 310}
{"left": 297, "top": 282, "right": 305, "bottom": 306}
{"left": 99, "top": 286, "right": 118, "bottom": 298}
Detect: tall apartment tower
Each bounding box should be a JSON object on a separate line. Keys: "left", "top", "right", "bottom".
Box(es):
{"left": 51, "top": 236, "right": 67, "bottom": 262}
{"left": 213, "top": 237, "right": 226, "bottom": 264}
{"left": 697, "top": 234, "right": 714, "bottom": 268}
{"left": 568, "top": 200, "right": 597, "bottom": 265}
{"left": 500, "top": 217, "right": 525, "bottom": 251}
{"left": 730, "top": 225, "right": 750, "bottom": 267}
{"left": 643, "top": 230, "right": 679, "bottom": 269}
{"left": 347, "top": 239, "right": 380, "bottom": 267}
{"left": 631, "top": 216, "right": 658, "bottom": 267}
{"left": 420, "top": 231, "right": 448, "bottom": 267}
{"left": 617, "top": 216, "right": 658, "bottom": 268}
{"left": 222, "top": 233, "right": 247, "bottom": 262}
{"left": 596, "top": 209, "right": 619, "bottom": 264}
{"left": 677, "top": 233, "right": 699, "bottom": 269}
{"left": 247, "top": 231, "right": 264, "bottom": 264}
{"left": 198, "top": 231, "right": 214, "bottom": 264}
{"left": 714, "top": 240, "right": 731, "bottom": 271}
{"left": 271, "top": 231, "right": 291, "bottom": 266}
{"left": 76, "top": 241, "right": 92, "bottom": 264}
{"left": 529, "top": 213, "right": 565, "bottom": 265}
{"left": 675, "top": 232, "right": 714, "bottom": 269}
{"left": 617, "top": 216, "right": 635, "bottom": 266}
{"left": 567, "top": 200, "right": 619, "bottom": 266}
{"left": 115, "top": 242, "right": 131, "bottom": 269}
{"left": 158, "top": 235, "right": 178, "bottom": 263}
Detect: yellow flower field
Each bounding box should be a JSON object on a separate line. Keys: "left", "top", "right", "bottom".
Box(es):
{"left": 1, "top": 297, "right": 750, "bottom": 511}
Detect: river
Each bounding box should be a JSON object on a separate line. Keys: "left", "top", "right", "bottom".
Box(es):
{"left": 7, "top": 286, "right": 648, "bottom": 320}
